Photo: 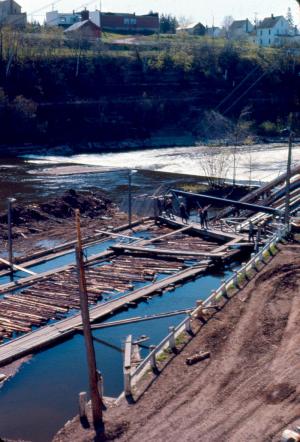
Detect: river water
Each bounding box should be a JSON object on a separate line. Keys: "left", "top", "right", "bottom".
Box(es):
{"left": 0, "top": 142, "right": 299, "bottom": 211}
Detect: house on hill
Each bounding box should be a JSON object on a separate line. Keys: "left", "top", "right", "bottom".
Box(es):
{"left": 96, "top": 11, "right": 159, "bottom": 34}
{"left": 177, "top": 22, "right": 206, "bottom": 36}
{"left": 228, "top": 19, "right": 253, "bottom": 39}
{"left": 253, "top": 15, "right": 292, "bottom": 46}
{"left": 205, "top": 26, "right": 221, "bottom": 38}
{"left": 46, "top": 10, "right": 81, "bottom": 28}
{"left": 64, "top": 19, "right": 101, "bottom": 40}
{"left": 0, "top": 0, "right": 26, "bottom": 26}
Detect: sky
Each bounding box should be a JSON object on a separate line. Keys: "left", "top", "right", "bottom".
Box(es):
{"left": 21, "top": 0, "right": 300, "bottom": 27}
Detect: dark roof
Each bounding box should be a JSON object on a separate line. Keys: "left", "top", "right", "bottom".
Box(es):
{"left": 64, "top": 19, "right": 100, "bottom": 32}
{"left": 257, "top": 16, "right": 283, "bottom": 29}
{"left": 229, "top": 19, "right": 249, "bottom": 30}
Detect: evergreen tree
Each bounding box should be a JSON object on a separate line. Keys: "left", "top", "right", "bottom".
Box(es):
{"left": 159, "top": 14, "right": 178, "bottom": 34}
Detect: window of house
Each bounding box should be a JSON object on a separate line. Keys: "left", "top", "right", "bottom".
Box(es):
{"left": 260, "top": 39, "right": 262, "bottom": 45}
{"left": 268, "top": 29, "right": 271, "bottom": 35}
{"left": 269, "top": 38, "right": 271, "bottom": 44}
{"left": 60, "top": 17, "right": 66, "bottom": 22}
{"left": 260, "top": 30, "right": 262, "bottom": 36}
{"left": 124, "top": 17, "right": 137, "bottom": 25}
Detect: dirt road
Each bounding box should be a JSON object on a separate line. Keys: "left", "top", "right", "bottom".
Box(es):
{"left": 54, "top": 242, "right": 300, "bottom": 442}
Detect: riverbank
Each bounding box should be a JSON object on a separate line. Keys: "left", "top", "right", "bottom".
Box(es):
{"left": 0, "top": 189, "right": 129, "bottom": 259}
{"left": 0, "top": 134, "right": 293, "bottom": 158}
{"left": 53, "top": 242, "right": 300, "bottom": 442}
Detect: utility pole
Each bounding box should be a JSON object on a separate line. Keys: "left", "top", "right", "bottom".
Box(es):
{"left": 128, "top": 170, "right": 132, "bottom": 228}
{"left": 7, "top": 198, "right": 16, "bottom": 276}
{"left": 75, "top": 209, "right": 103, "bottom": 429}
{"left": 284, "top": 126, "right": 293, "bottom": 230}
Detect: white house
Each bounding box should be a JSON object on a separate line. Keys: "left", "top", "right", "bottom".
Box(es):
{"left": 46, "top": 10, "right": 81, "bottom": 27}
{"left": 253, "top": 15, "right": 292, "bottom": 47}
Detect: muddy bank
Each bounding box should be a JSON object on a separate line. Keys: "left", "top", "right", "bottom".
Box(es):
{"left": 0, "top": 356, "right": 32, "bottom": 389}
{"left": 0, "top": 189, "right": 129, "bottom": 258}
{"left": 53, "top": 243, "right": 300, "bottom": 442}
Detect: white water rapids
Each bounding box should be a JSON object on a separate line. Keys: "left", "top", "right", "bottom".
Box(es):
{"left": 25, "top": 142, "right": 300, "bottom": 183}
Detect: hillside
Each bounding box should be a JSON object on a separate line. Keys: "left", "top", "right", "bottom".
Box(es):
{"left": 54, "top": 242, "right": 300, "bottom": 442}
{"left": 0, "top": 29, "right": 300, "bottom": 147}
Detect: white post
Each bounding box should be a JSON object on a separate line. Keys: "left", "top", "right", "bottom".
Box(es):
{"left": 149, "top": 345, "right": 157, "bottom": 371}
{"left": 97, "top": 370, "right": 103, "bottom": 399}
{"left": 168, "top": 326, "right": 176, "bottom": 351}
{"left": 124, "top": 370, "right": 131, "bottom": 397}
{"left": 124, "top": 335, "right": 132, "bottom": 397}
{"left": 79, "top": 391, "right": 87, "bottom": 419}
{"left": 185, "top": 314, "right": 192, "bottom": 333}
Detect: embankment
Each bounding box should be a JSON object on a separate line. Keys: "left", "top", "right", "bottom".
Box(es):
{"left": 54, "top": 242, "right": 300, "bottom": 442}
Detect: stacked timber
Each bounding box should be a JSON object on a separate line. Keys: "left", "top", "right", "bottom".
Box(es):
{"left": 0, "top": 254, "right": 186, "bottom": 343}
{"left": 148, "top": 227, "right": 219, "bottom": 254}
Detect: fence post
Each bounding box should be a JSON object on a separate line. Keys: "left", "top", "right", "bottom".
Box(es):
{"left": 233, "top": 271, "right": 239, "bottom": 288}
{"left": 185, "top": 314, "right": 192, "bottom": 333}
{"left": 97, "top": 370, "right": 103, "bottom": 399}
{"left": 124, "top": 370, "right": 131, "bottom": 397}
{"left": 168, "top": 326, "right": 176, "bottom": 351}
{"left": 79, "top": 392, "right": 87, "bottom": 419}
{"left": 195, "top": 300, "right": 203, "bottom": 319}
{"left": 124, "top": 335, "right": 132, "bottom": 397}
{"left": 149, "top": 345, "right": 157, "bottom": 371}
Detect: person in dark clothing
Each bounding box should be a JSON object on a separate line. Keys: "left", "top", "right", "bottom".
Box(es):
{"left": 248, "top": 220, "right": 255, "bottom": 242}
{"left": 203, "top": 207, "right": 208, "bottom": 229}
{"left": 165, "top": 197, "right": 175, "bottom": 219}
{"left": 198, "top": 207, "right": 204, "bottom": 228}
{"left": 180, "top": 202, "right": 189, "bottom": 224}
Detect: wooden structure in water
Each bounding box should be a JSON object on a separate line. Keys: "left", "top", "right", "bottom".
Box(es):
{"left": 0, "top": 220, "right": 250, "bottom": 365}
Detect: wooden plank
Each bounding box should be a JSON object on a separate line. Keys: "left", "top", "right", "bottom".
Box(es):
{"left": 111, "top": 244, "right": 225, "bottom": 258}
{"left": 158, "top": 216, "right": 243, "bottom": 242}
{"left": 124, "top": 335, "right": 132, "bottom": 369}
{"left": 0, "top": 258, "right": 36, "bottom": 276}
{"left": 95, "top": 230, "right": 138, "bottom": 241}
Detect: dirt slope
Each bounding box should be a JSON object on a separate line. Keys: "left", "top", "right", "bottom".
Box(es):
{"left": 54, "top": 243, "right": 300, "bottom": 442}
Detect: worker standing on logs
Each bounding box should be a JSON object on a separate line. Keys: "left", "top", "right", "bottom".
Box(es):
{"left": 248, "top": 220, "right": 255, "bottom": 242}
{"left": 180, "top": 202, "right": 189, "bottom": 224}
{"left": 165, "top": 197, "right": 175, "bottom": 219}
{"left": 203, "top": 207, "right": 208, "bottom": 229}
{"left": 198, "top": 207, "right": 204, "bottom": 228}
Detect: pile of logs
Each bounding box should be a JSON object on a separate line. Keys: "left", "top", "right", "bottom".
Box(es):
{"left": 0, "top": 254, "right": 186, "bottom": 343}
{"left": 142, "top": 227, "right": 219, "bottom": 252}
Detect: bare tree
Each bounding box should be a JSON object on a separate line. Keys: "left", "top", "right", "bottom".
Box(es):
{"left": 222, "top": 15, "right": 234, "bottom": 37}
{"left": 177, "top": 16, "right": 194, "bottom": 27}
{"left": 200, "top": 146, "right": 232, "bottom": 187}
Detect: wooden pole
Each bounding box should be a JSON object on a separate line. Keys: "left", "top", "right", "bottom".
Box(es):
{"left": 284, "top": 129, "right": 293, "bottom": 229}
{"left": 75, "top": 209, "right": 103, "bottom": 428}
{"left": 7, "top": 198, "right": 15, "bottom": 276}
{"left": 128, "top": 171, "right": 132, "bottom": 228}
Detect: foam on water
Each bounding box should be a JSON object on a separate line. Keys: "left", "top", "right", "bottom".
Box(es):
{"left": 24, "top": 143, "right": 300, "bottom": 182}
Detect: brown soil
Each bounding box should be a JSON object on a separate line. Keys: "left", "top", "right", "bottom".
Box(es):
{"left": 53, "top": 243, "right": 300, "bottom": 442}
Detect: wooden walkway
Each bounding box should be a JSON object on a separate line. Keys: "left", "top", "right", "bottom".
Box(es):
{"left": 158, "top": 216, "right": 245, "bottom": 243}
{"left": 0, "top": 262, "right": 209, "bottom": 367}
{"left": 111, "top": 244, "right": 226, "bottom": 259}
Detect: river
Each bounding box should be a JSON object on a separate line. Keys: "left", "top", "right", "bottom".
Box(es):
{"left": 0, "top": 142, "right": 299, "bottom": 211}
